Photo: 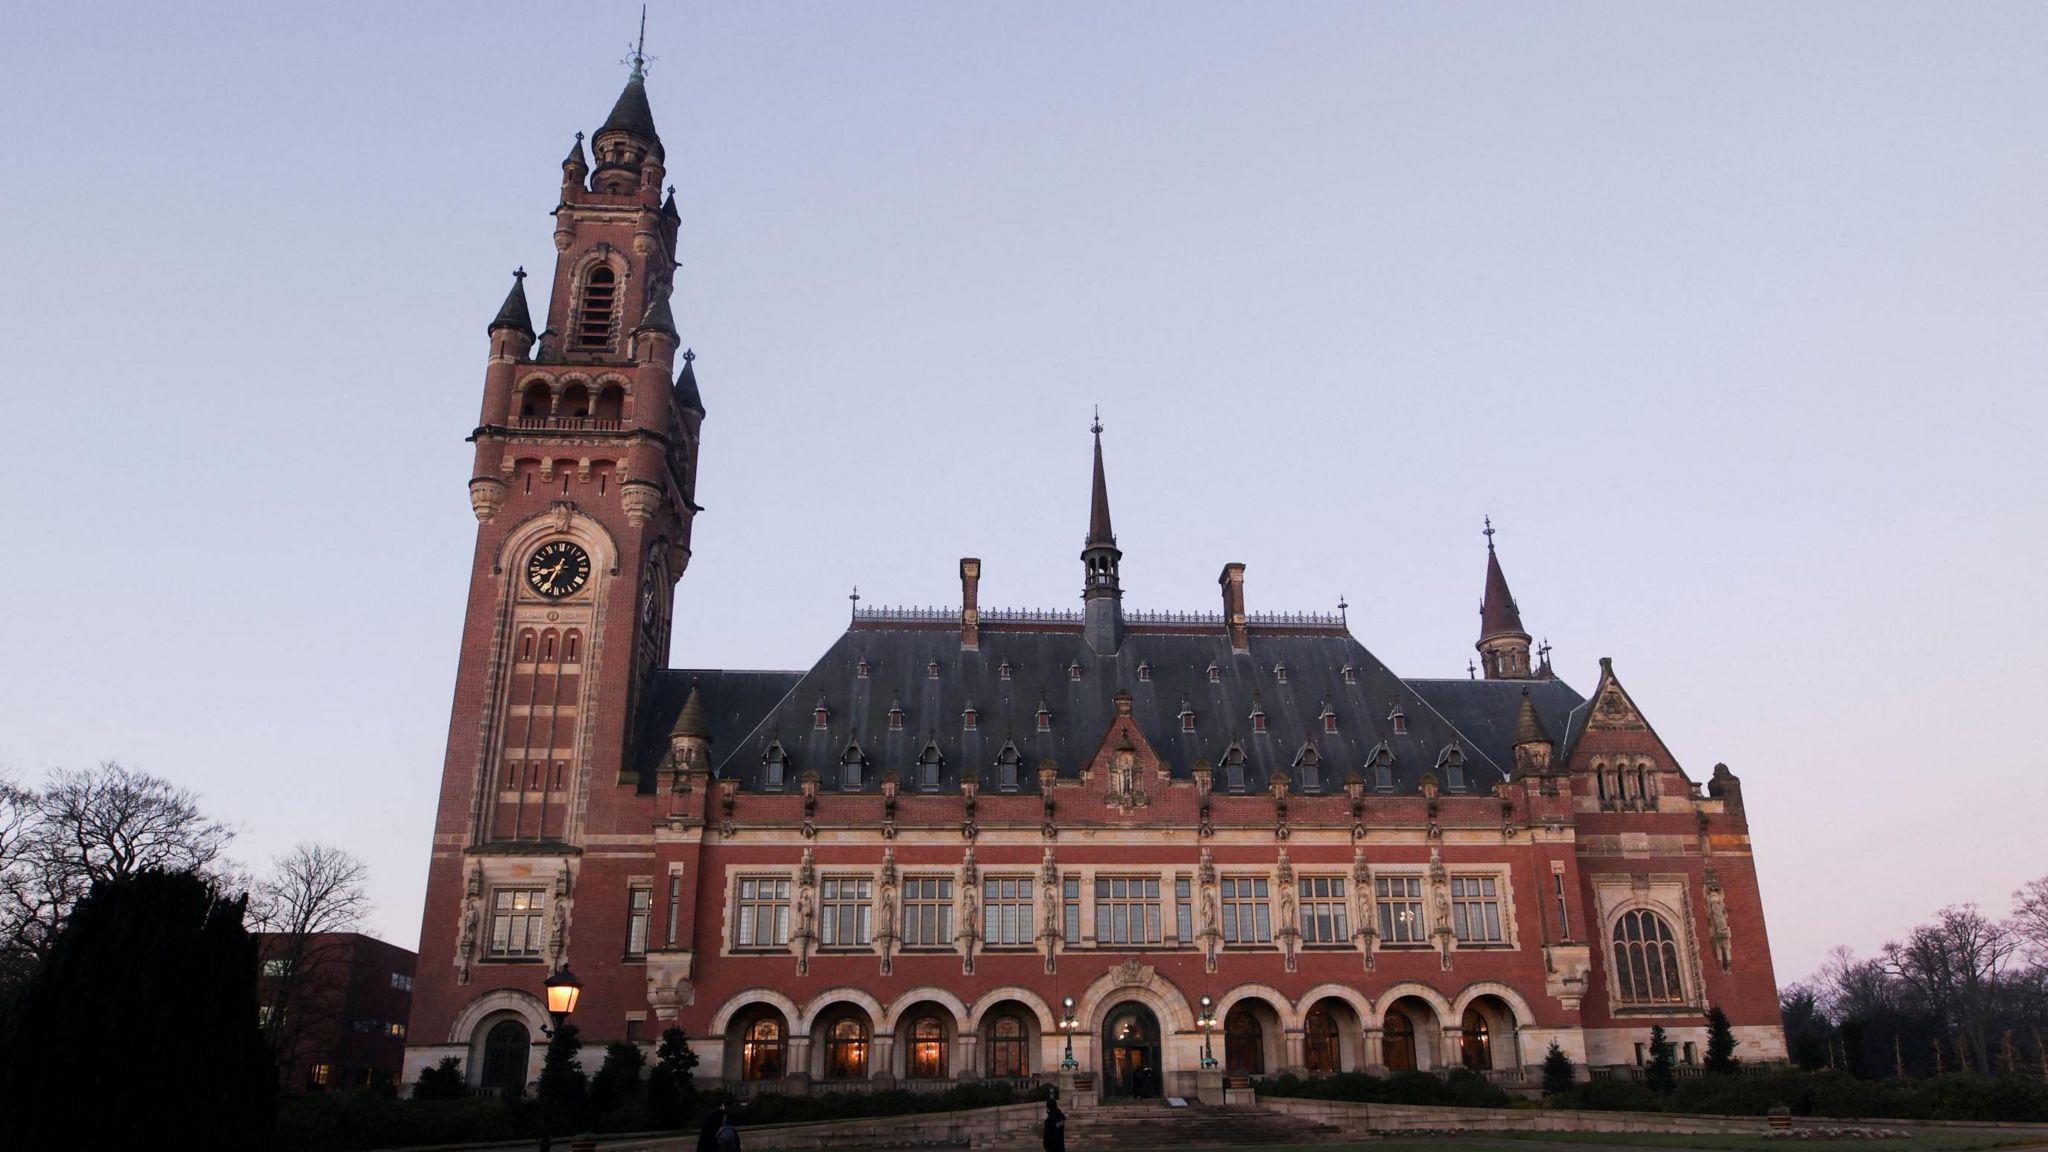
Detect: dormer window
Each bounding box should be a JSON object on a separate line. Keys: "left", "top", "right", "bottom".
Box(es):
{"left": 1388, "top": 705, "right": 1407, "bottom": 736}
{"left": 575, "top": 266, "right": 618, "bottom": 349}
{"left": 917, "top": 741, "right": 944, "bottom": 791}
{"left": 962, "top": 704, "right": 978, "bottom": 731}
{"left": 763, "top": 741, "right": 790, "bottom": 790}
{"left": 995, "top": 743, "right": 1023, "bottom": 792}
{"left": 1137, "top": 662, "right": 1151, "bottom": 682}
{"left": 1068, "top": 661, "right": 1082, "bottom": 682}
{"left": 1439, "top": 747, "right": 1467, "bottom": 792}
{"left": 1274, "top": 663, "right": 1288, "bottom": 684}
{"left": 999, "top": 662, "right": 1012, "bottom": 681}
{"left": 813, "top": 697, "right": 830, "bottom": 730}
{"left": 1222, "top": 745, "right": 1248, "bottom": 793}
{"left": 1251, "top": 709, "right": 1267, "bottom": 734}
{"left": 1341, "top": 664, "right": 1358, "bottom": 685}
{"left": 1036, "top": 704, "right": 1052, "bottom": 732}
{"left": 839, "top": 742, "right": 867, "bottom": 791}
{"left": 1294, "top": 746, "right": 1323, "bottom": 792}
{"left": 1367, "top": 745, "right": 1395, "bottom": 792}
{"left": 887, "top": 699, "right": 904, "bottom": 731}
{"left": 1207, "top": 663, "right": 1220, "bottom": 683}
{"left": 856, "top": 659, "right": 870, "bottom": 679}
{"left": 1178, "top": 700, "right": 1196, "bottom": 733}
{"left": 1320, "top": 702, "right": 1338, "bottom": 734}
{"left": 928, "top": 659, "right": 941, "bottom": 679}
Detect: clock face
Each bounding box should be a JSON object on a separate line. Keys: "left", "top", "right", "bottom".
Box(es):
{"left": 526, "top": 541, "right": 591, "bottom": 599}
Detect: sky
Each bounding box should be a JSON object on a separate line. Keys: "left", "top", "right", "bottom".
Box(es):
{"left": 1, "top": 2, "right": 2043, "bottom": 985}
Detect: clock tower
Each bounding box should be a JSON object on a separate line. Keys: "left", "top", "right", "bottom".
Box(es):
{"left": 412, "top": 58, "right": 701, "bottom": 1029}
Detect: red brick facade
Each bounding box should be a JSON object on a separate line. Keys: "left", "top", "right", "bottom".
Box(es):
{"left": 404, "top": 72, "right": 1786, "bottom": 1096}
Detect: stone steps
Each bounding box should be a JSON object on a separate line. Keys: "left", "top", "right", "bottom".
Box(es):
{"left": 979, "top": 1103, "right": 1346, "bottom": 1149}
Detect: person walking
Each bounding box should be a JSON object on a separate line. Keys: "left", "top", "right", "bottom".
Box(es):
{"left": 1042, "top": 1089, "right": 1066, "bottom": 1152}
{"left": 697, "top": 1102, "right": 731, "bottom": 1152}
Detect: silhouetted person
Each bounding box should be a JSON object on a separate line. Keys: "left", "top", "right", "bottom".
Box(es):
{"left": 1043, "top": 1092, "right": 1066, "bottom": 1152}
{"left": 698, "top": 1103, "right": 730, "bottom": 1152}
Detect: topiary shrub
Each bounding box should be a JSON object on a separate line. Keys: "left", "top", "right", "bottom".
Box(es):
{"left": 1542, "top": 1041, "right": 1575, "bottom": 1096}
{"left": 412, "top": 1056, "right": 467, "bottom": 1102}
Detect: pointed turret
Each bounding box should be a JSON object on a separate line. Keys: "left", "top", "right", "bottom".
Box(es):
{"left": 671, "top": 685, "right": 711, "bottom": 740}
{"left": 589, "top": 69, "right": 664, "bottom": 194}
{"left": 1476, "top": 517, "right": 1534, "bottom": 679}
{"left": 634, "top": 289, "right": 678, "bottom": 341}
{"left": 1080, "top": 411, "right": 1124, "bottom": 655}
{"left": 562, "top": 132, "right": 590, "bottom": 182}
{"left": 674, "top": 349, "right": 704, "bottom": 415}
{"left": 487, "top": 268, "right": 535, "bottom": 339}
{"left": 1510, "top": 687, "right": 1555, "bottom": 777}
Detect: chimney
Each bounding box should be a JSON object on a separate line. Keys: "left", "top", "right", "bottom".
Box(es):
{"left": 1219, "top": 563, "right": 1248, "bottom": 652}
{"left": 959, "top": 557, "right": 981, "bottom": 649}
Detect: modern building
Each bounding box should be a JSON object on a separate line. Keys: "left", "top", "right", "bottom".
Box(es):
{"left": 405, "top": 61, "right": 1786, "bottom": 1098}
{"left": 258, "top": 932, "right": 416, "bottom": 1091}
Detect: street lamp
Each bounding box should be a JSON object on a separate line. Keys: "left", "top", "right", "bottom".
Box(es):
{"left": 1059, "top": 995, "right": 1079, "bottom": 1071}
{"left": 1197, "top": 995, "right": 1218, "bottom": 1070}
{"left": 541, "top": 964, "right": 584, "bottom": 1035}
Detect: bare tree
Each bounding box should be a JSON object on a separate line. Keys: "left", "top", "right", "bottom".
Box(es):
{"left": 1883, "top": 904, "right": 2022, "bottom": 1074}
{"left": 2013, "top": 875, "right": 2048, "bottom": 964}
{"left": 0, "top": 762, "right": 237, "bottom": 986}
{"left": 251, "top": 842, "right": 372, "bottom": 1073}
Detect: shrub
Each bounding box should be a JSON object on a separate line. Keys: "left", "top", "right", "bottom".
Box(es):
{"left": 412, "top": 1056, "right": 467, "bottom": 1102}
{"left": 590, "top": 1041, "right": 646, "bottom": 1126}
{"left": 1542, "top": 1041, "right": 1575, "bottom": 1096}
{"left": 1252, "top": 1067, "right": 1513, "bottom": 1109}
{"left": 647, "top": 1027, "right": 699, "bottom": 1131}
{"left": 1704, "top": 1005, "right": 1739, "bottom": 1074}
{"left": 1645, "top": 1025, "right": 1676, "bottom": 1093}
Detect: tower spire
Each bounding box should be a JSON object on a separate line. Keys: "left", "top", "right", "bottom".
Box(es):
{"left": 1476, "top": 517, "right": 1533, "bottom": 680}
{"left": 1080, "top": 411, "right": 1123, "bottom": 655}
{"left": 487, "top": 267, "right": 535, "bottom": 340}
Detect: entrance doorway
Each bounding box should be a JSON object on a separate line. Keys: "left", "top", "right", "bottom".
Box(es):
{"left": 1102, "top": 1003, "right": 1161, "bottom": 1098}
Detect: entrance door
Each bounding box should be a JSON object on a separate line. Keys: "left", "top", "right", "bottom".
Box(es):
{"left": 1382, "top": 1009, "right": 1415, "bottom": 1072}
{"left": 1224, "top": 1006, "right": 1265, "bottom": 1076}
{"left": 1102, "top": 1003, "right": 1161, "bottom": 1098}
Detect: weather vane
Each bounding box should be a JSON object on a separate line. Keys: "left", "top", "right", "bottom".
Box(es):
{"left": 1091, "top": 405, "right": 1102, "bottom": 436}
{"left": 1483, "top": 515, "right": 1495, "bottom": 546}
{"left": 622, "top": 5, "right": 656, "bottom": 78}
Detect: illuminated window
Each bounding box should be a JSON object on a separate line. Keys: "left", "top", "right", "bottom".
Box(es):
{"left": 826, "top": 1017, "right": 869, "bottom": 1079}
{"left": 489, "top": 888, "right": 546, "bottom": 957}
{"left": 1375, "top": 875, "right": 1426, "bottom": 944}
{"left": 907, "top": 1016, "right": 948, "bottom": 1078}
{"left": 741, "top": 1015, "right": 785, "bottom": 1081}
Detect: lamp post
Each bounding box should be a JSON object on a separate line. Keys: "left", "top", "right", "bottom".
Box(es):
{"left": 1059, "top": 995, "right": 1079, "bottom": 1071}
{"left": 536, "top": 964, "right": 583, "bottom": 1152}
{"left": 1197, "top": 995, "right": 1218, "bottom": 1070}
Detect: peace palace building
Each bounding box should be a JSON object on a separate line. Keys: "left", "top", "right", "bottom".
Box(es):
{"left": 405, "top": 66, "right": 1789, "bottom": 1099}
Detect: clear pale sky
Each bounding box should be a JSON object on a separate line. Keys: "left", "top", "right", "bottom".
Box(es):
{"left": 2, "top": 3, "right": 2043, "bottom": 985}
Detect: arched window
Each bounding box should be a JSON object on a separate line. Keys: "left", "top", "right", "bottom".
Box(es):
{"left": 576, "top": 267, "right": 618, "bottom": 348}
{"left": 826, "top": 1016, "right": 869, "bottom": 1079}
{"left": 562, "top": 631, "right": 582, "bottom": 663}
{"left": 907, "top": 1016, "right": 948, "bottom": 1079}
{"left": 1613, "top": 908, "right": 1686, "bottom": 1004}
{"left": 1382, "top": 1009, "right": 1415, "bottom": 1072}
{"left": 560, "top": 383, "right": 591, "bottom": 420}
{"left": 741, "top": 1015, "right": 785, "bottom": 1081}
{"left": 987, "top": 1013, "right": 1028, "bottom": 1078}
{"left": 1304, "top": 1007, "right": 1340, "bottom": 1074}
{"left": 594, "top": 385, "right": 625, "bottom": 421}
{"left": 520, "top": 382, "right": 551, "bottom": 419}
{"left": 1460, "top": 1007, "right": 1492, "bottom": 1070}
{"left": 480, "top": 1018, "right": 531, "bottom": 1092}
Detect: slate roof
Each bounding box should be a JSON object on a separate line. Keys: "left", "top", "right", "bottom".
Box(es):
{"left": 1480, "top": 543, "right": 1525, "bottom": 640}
{"left": 488, "top": 272, "right": 535, "bottom": 337}
{"left": 595, "top": 74, "right": 664, "bottom": 157}
{"left": 1404, "top": 676, "right": 1584, "bottom": 776}
{"left": 631, "top": 621, "right": 1563, "bottom": 797}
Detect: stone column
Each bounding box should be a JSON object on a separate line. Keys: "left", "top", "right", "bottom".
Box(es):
{"left": 1361, "top": 1027, "right": 1384, "bottom": 1071}
{"left": 786, "top": 1033, "right": 814, "bottom": 1093}
{"left": 955, "top": 1031, "right": 981, "bottom": 1079}
{"left": 1282, "top": 1027, "right": 1306, "bottom": 1075}
{"left": 1440, "top": 1027, "right": 1464, "bottom": 1072}
{"left": 871, "top": 1031, "right": 897, "bottom": 1087}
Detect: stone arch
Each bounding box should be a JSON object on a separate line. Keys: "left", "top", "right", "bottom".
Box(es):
{"left": 881, "top": 986, "right": 970, "bottom": 1033}
{"left": 1214, "top": 982, "right": 1300, "bottom": 1030}
{"left": 1371, "top": 981, "right": 1453, "bottom": 1026}
{"left": 1449, "top": 980, "right": 1536, "bottom": 1027}
{"left": 1075, "top": 967, "right": 1195, "bottom": 1034}
{"left": 447, "top": 988, "right": 549, "bottom": 1045}
{"left": 796, "top": 986, "right": 888, "bottom": 1035}
{"left": 965, "top": 985, "right": 1059, "bottom": 1033}
{"left": 495, "top": 503, "right": 623, "bottom": 578}
{"left": 709, "top": 987, "right": 802, "bottom": 1037}
{"left": 1295, "top": 982, "right": 1374, "bottom": 1025}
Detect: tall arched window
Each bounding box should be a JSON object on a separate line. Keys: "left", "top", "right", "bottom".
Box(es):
{"left": 826, "top": 1017, "right": 869, "bottom": 1079}
{"left": 1460, "top": 1007, "right": 1492, "bottom": 1070}
{"left": 576, "top": 267, "right": 618, "bottom": 348}
{"left": 480, "top": 1018, "right": 531, "bottom": 1092}
{"left": 741, "top": 1015, "right": 785, "bottom": 1081}
{"left": 1613, "top": 908, "right": 1686, "bottom": 1004}
{"left": 1224, "top": 1007, "right": 1264, "bottom": 1076}
{"left": 1304, "top": 1007, "right": 1340, "bottom": 1074}
{"left": 520, "top": 382, "right": 551, "bottom": 419}
{"left": 907, "top": 1016, "right": 948, "bottom": 1079}
{"left": 1382, "top": 1009, "right": 1415, "bottom": 1072}
{"left": 988, "top": 1013, "right": 1028, "bottom": 1078}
